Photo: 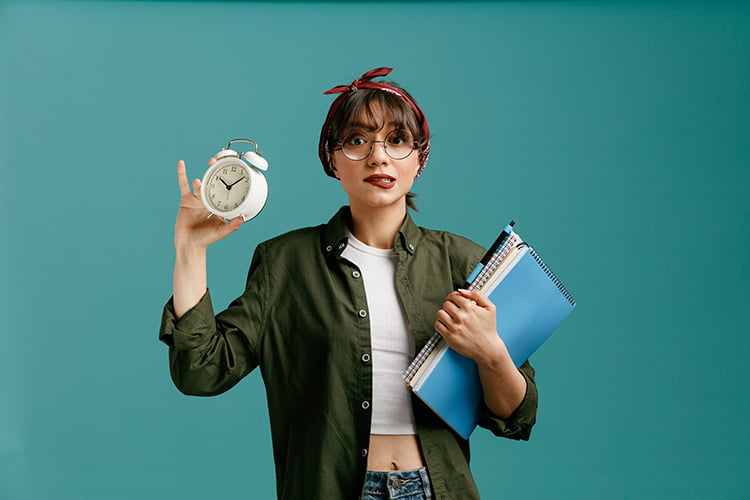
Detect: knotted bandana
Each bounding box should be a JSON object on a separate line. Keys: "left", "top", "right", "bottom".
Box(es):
{"left": 318, "top": 67, "right": 431, "bottom": 178}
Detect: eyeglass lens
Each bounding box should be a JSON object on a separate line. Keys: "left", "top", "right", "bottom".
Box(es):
{"left": 340, "top": 130, "right": 415, "bottom": 161}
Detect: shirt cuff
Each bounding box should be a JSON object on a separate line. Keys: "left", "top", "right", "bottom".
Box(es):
{"left": 159, "top": 290, "right": 217, "bottom": 351}
{"left": 477, "top": 361, "right": 537, "bottom": 440}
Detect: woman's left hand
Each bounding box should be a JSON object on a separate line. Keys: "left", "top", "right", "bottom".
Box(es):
{"left": 434, "top": 289, "right": 505, "bottom": 364}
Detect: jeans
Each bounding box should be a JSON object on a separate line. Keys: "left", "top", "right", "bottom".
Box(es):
{"left": 361, "top": 467, "right": 433, "bottom": 499}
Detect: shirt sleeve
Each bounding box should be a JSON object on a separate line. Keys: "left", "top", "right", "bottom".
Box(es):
{"left": 158, "top": 245, "right": 269, "bottom": 396}
{"left": 477, "top": 360, "right": 537, "bottom": 440}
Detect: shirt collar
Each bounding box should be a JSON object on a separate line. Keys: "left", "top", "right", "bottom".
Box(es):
{"left": 322, "top": 206, "right": 421, "bottom": 258}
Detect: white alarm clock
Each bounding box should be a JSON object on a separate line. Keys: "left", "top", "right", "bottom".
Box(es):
{"left": 200, "top": 139, "right": 269, "bottom": 222}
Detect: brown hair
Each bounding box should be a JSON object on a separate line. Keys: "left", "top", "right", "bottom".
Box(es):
{"left": 325, "top": 82, "right": 428, "bottom": 210}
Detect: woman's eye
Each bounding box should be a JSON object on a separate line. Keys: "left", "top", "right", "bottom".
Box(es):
{"left": 388, "top": 131, "right": 412, "bottom": 145}
{"left": 345, "top": 134, "right": 368, "bottom": 146}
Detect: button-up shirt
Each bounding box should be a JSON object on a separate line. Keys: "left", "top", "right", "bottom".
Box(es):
{"left": 159, "top": 207, "right": 537, "bottom": 499}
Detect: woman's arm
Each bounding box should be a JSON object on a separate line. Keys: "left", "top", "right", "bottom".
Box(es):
{"left": 173, "top": 159, "right": 243, "bottom": 317}
{"left": 434, "top": 289, "right": 526, "bottom": 419}
{"left": 161, "top": 160, "right": 262, "bottom": 396}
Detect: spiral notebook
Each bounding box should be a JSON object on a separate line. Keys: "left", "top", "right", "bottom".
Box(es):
{"left": 403, "top": 222, "right": 575, "bottom": 439}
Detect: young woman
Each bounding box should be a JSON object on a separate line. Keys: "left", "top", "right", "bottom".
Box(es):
{"left": 160, "top": 67, "right": 537, "bottom": 500}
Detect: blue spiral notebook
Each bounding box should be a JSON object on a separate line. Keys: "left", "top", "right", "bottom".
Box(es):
{"left": 403, "top": 222, "right": 575, "bottom": 439}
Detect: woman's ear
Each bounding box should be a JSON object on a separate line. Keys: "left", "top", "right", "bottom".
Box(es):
{"left": 330, "top": 161, "right": 339, "bottom": 179}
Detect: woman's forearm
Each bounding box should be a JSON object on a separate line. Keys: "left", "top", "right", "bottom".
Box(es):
{"left": 475, "top": 340, "right": 528, "bottom": 419}
{"left": 173, "top": 244, "right": 208, "bottom": 319}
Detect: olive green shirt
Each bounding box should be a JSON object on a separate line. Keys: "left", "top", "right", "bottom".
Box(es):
{"left": 159, "top": 207, "right": 537, "bottom": 500}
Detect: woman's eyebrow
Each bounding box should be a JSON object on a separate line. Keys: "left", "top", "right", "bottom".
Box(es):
{"left": 347, "top": 120, "right": 400, "bottom": 131}
{"left": 347, "top": 121, "right": 372, "bottom": 130}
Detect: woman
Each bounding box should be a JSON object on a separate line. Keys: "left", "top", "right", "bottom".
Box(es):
{"left": 159, "top": 67, "right": 537, "bottom": 499}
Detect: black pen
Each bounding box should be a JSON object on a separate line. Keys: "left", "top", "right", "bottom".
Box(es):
{"left": 480, "top": 220, "right": 515, "bottom": 266}
{"left": 462, "top": 221, "right": 516, "bottom": 288}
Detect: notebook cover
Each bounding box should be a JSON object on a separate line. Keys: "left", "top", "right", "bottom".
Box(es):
{"left": 412, "top": 249, "right": 575, "bottom": 439}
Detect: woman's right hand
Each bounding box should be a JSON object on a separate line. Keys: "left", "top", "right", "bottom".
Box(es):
{"left": 174, "top": 160, "right": 244, "bottom": 250}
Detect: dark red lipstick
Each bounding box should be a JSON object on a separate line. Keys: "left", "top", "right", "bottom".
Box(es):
{"left": 364, "top": 174, "right": 396, "bottom": 189}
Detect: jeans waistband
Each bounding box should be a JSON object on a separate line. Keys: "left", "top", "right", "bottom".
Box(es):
{"left": 362, "top": 467, "right": 433, "bottom": 499}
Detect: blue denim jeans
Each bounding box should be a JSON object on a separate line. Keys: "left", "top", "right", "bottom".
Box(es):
{"left": 361, "top": 467, "right": 433, "bottom": 499}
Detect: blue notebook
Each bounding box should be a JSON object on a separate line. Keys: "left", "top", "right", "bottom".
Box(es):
{"left": 403, "top": 225, "right": 575, "bottom": 439}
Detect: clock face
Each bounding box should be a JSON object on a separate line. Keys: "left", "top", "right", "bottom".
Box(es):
{"left": 204, "top": 161, "right": 251, "bottom": 213}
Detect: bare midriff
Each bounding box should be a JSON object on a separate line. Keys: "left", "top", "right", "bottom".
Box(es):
{"left": 367, "top": 434, "right": 425, "bottom": 471}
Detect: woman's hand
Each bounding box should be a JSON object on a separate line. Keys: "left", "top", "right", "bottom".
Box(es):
{"left": 174, "top": 160, "right": 244, "bottom": 250}
{"left": 434, "top": 289, "right": 505, "bottom": 364}
{"left": 435, "top": 289, "right": 527, "bottom": 419}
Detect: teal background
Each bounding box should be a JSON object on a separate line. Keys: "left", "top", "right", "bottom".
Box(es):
{"left": 1, "top": 0, "right": 748, "bottom": 498}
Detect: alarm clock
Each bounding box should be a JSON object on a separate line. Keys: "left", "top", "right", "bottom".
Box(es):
{"left": 200, "top": 139, "right": 269, "bottom": 222}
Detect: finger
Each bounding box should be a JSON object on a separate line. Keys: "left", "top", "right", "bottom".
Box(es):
{"left": 208, "top": 157, "right": 217, "bottom": 167}
{"left": 227, "top": 216, "right": 245, "bottom": 230}
{"left": 192, "top": 178, "right": 202, "bottom": 200}
{"left": 434, "top": 316, "right": 450, "bottom": 336}
{"left": 458, "top": 289, "right": 493, "bottom": 309}
{"left": 441, "top": 300, "right": 460, "bottom": 319}
{"left": 177, "top": 160, "right": 191, "bottom": 196}
{"left": 446, "top": 291, "right": 474, "bottom": 310}
{"left": 436, "top": 309, "right": 455, "bottom": 327}
{"left": 215, "top": 217, "right": 243, "bottom": 239}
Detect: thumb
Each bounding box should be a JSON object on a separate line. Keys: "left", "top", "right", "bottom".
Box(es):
{"left": 225, "top": 216, "right": 244, "bottom": 232}
{"left": 214, "top": 217, "right": 243, "bottom": 240}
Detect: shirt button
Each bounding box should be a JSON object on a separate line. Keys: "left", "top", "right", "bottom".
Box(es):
{"left": 325, "top": 245, "right": 333, "bottom": 252}
{"left": 358, "top": 309, "right": 367, "bottom": 318}
{"left": 338, "top": 242, "right": 346, "bottom": 250}
{"left": 352, "top": 271, "right": 361, "bottom": 279}
{"left": 408, "top": 243, "right": 415, "bottom": 251}
{"left": 361, "top": 448, "right": 368, "bottom": 457}
{"left": 361, "top": 353, "right": 370, "bottom": 363}
{"left": 362, "top": 400, "right": 370, "bottom": 410}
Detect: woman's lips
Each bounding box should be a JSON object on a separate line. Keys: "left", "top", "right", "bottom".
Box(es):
{"left": 364, "top": 175, "right": 396, "bottom": 189}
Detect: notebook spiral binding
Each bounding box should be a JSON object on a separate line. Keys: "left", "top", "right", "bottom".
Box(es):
{"left": 528, "top": 248, "right": 576, "bottom": 307}
{"left": 469, "top": 234, "right": 522, "bottom": 293}
{"left": 403, "top": 336, "right": 441, "bottom": 382}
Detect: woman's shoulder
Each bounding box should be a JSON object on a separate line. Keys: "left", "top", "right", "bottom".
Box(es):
{"left": 416, "top": 225, "right": 485, "bottom": 257}
{"left": 413, "top": 225, "right": 485, "bottom": 287}
{"left": 255, "top": 207, "right": 349, "bottom": 255}
{"left": 256, "top": 224, "right": 326, "bottom": 253}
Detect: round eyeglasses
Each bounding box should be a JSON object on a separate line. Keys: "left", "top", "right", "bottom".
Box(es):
{"left": 335, "top": 129, "right": 418, "bottom": 161}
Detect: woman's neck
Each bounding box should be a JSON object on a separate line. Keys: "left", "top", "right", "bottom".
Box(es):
{"left": 348, "top": 203, "right": 407, "bottom": 250}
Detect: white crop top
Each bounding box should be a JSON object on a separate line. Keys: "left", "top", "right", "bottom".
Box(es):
{"left": 341, "top": 232, "right": 417, "bottom": 435}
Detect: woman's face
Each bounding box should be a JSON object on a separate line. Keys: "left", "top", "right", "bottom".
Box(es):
{"left": 331, "top": 111, "right": 420, "bottom": 216}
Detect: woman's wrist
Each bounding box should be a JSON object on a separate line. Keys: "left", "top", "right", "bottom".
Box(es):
{"left": 175, "top": 242, "right": 208, "bottom": 258}
{"left": 173, "top": 243, "right": 208, "bottom": 319}
{"left": 471, "top": 335, "right": 509, "bottom": 368}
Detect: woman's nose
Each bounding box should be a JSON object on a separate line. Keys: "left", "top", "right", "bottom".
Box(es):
{"left": 368, "top": 141, "right": 389, "bottom": 165}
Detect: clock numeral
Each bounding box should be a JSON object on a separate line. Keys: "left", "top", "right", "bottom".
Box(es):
{"left": 231, "top": 166, "right": 237, "bottom": 172}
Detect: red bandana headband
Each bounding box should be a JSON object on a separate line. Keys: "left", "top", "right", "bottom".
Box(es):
{"left": 318, "top": 67, "right": 431, "bottom": 178}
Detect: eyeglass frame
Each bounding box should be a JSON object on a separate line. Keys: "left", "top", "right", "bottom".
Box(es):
{"left": 333, "top": 129, "right": 419, "bottom": 161}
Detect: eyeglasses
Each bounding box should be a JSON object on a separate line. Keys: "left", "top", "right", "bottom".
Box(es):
{"left": 335, "top": 129, "right": 418, "bottom": 161}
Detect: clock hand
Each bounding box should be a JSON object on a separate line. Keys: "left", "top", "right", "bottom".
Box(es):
{"left": 228, "top": 176, "right": 246, "bottom": 187}
{"left": 219, "top": 177, "right": 231, "bottom": 189}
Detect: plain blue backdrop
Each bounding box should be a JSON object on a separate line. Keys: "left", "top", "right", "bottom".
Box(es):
{"left": 1, "top": 1, "right": 748, "bottom": 498}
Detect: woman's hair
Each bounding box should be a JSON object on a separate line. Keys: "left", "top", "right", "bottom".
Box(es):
{"left": 324, "top": 81, "right": 429, "bottom": 210}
